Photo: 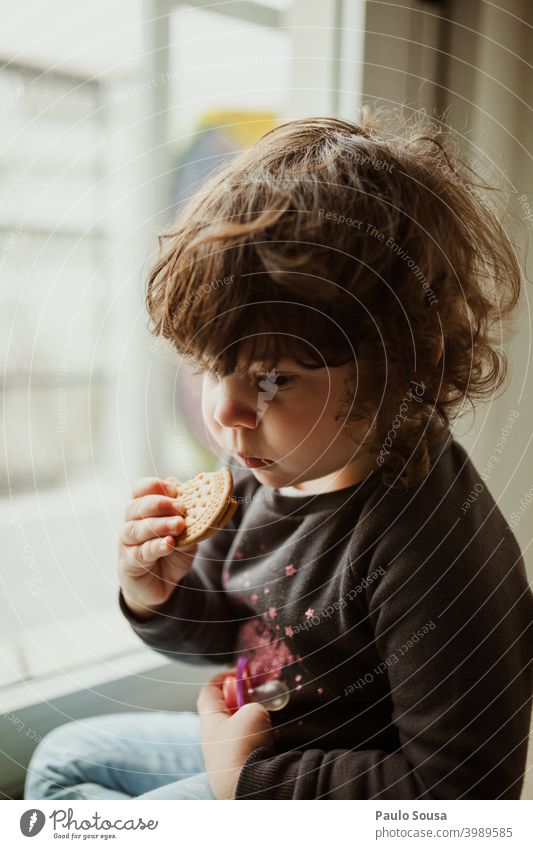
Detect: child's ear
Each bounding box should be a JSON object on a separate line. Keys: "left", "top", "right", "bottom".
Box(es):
{"left": 413, "top": 340, "right": 444, "bottom": 384}
{"left": 434, "top": 338, "right": 444, "bottom": 365}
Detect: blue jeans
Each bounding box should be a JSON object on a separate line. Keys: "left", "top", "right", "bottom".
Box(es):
{"left": 24, "top": 711, "right": 216, "bottom": 800}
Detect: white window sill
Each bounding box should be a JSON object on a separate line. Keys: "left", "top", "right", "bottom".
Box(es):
{"left": 0, "top": 645, "right": 166, "bottom": 714}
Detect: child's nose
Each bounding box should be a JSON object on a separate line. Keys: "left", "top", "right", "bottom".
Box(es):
{"left": 212, "top": 387, "right": 258, "bottom": 430}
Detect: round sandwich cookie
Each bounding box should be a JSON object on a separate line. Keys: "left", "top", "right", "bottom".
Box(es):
{"left": 165, "top": 466, "right": 238, "bottom": 548}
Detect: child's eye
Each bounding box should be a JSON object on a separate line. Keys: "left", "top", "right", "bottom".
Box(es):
{"left": 256, "top": 373, "right": 293, "bottom": 390}
{"left": 193, "top": 366, "right": 293, "bottom": 390}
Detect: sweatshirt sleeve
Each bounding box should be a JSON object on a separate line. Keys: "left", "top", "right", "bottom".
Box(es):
{"left": 235, "top": 504, "right": 533, "bottom": 799}
{"left": 119, "top": 458, "right": 250, "bottom": 666}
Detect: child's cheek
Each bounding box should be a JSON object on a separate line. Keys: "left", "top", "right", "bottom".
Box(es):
{"left": 201, "top": 391, "right": 212, "bottom": 425}
{"left": 201, "top": 390, "right": 220, "bottom": 439}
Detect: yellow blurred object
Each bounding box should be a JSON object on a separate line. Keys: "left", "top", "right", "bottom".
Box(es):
{"left": 197, "top": 109, "right": 278, "bottom": 147}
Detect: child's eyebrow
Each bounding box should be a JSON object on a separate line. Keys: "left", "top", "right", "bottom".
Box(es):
{"left": 196, "top": 357, "right": 305, "bottom": 376}
{"left": 248, "top": 360, "right": 299, "bottom": 372}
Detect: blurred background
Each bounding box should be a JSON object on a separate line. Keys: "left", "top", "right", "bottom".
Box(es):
{"left": 1, "top": 0, "right": 532, "bottom": 798}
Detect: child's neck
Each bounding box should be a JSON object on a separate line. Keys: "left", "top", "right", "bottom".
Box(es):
{"left": 288, "top": 452, "right": 377, "bottom": 495}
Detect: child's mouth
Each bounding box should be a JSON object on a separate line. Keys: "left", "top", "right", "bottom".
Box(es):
{"left": 237, "top": 455, "right": 274, "bottom": 469}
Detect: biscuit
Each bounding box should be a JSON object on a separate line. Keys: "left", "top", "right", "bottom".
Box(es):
{"left": 165, "top": 467, "right": 237, "bottom": 548}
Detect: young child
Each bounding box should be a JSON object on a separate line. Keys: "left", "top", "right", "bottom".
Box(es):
{"left": 26, "top": 112, "right": 533, "bottom": 801}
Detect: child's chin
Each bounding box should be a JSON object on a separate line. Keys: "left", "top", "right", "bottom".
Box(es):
{"left": 250, "top": 462, "right": 285, "bottom": 483}
{"left": 251, "top": 462, "right": 275, "bottom": 473}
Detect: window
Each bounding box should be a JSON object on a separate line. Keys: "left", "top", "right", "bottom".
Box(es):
{"left": 0, "top": 0, "right": 359, "bottom": 700}
{"left": 0, "top": 64, "right": 108, "bottom": 495}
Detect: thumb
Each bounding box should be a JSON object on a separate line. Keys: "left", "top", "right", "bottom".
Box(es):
{"left": 236, "top": 701, "right": 274, "bottom": 735}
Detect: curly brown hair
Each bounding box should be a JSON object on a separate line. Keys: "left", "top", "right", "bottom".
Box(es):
{"left": 146, "top": 108, "right": 524, "bottom": 493}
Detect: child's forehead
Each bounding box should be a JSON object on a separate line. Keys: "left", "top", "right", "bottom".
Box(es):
{"left": 254, "top": 357, "right": 296, "bottom": 368}
{"left": 237, "top": 357, "right": 296, "bottom": 372}
{"left": 201, "top": 356, "right": 312, "bottom": 375}
{"left": 236, "top": 357, "right": 331, "bottom": 375}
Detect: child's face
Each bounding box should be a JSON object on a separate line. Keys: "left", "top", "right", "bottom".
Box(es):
{"left": 201, "top": 355, "right": 377, "bottom": 492}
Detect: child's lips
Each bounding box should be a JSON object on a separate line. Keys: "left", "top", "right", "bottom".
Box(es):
{"left": 237, "top": 454, "right": 274, "bottom": 468}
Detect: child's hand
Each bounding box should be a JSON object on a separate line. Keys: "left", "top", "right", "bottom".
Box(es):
{"left": 117, "top": 477, "right": 198, "bottom": 619}
{"left": 197, "top": 671, "right": 275, "bottom": 800}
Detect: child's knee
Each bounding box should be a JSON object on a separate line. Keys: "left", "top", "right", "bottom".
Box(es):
{"left": 24, "top": 720, "right": 95, "bottom": 799}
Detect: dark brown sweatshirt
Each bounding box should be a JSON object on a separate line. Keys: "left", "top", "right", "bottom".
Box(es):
{"left": 119, "top": 428, "right": 533, "bottom": 799}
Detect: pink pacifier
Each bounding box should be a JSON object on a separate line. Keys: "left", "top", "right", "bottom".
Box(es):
{"left": 222, "top": 655, "right": 290, "bottom": 715}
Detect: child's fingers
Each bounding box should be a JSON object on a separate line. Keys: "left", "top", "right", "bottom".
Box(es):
{"left": 130, "top": 477, "right": 178, "bottom": 500}
{"left": 197, "top": 673, "right": 232, "bottom": 717}
{"left": 124, "top": 493, "right": 185, "bottom": 522}
{"left": 130, "top": 536, "right": 175, "bottom": 567}
{"left": 121, "top": 515, "right": 185, "bottom": 546}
